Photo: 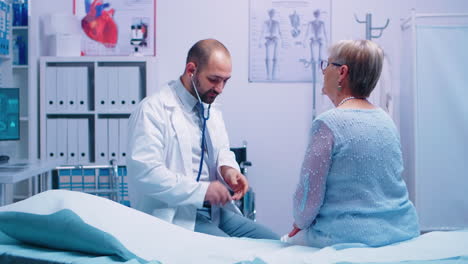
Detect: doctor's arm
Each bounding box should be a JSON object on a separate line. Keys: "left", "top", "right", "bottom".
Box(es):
{"left": 290, "top": 120, "right": 333, "bottom": 234}
{"left": 212, "top": 111, "right": 248, "bottom": 200}
{"left": 127, "top": 102, "right": 209, "bottom": 209}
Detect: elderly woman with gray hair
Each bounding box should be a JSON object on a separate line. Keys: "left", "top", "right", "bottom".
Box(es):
{"left": 283, "top": 40, "right": 420, "bottom": 247}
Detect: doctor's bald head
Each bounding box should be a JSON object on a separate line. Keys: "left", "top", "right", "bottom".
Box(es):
{"left": 186, "top": 39, "right": 231, "bottom": 72}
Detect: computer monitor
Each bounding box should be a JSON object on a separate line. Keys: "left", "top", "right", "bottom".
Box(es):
{"left": 0, "top": 88, "right": 20, "bottom": 141}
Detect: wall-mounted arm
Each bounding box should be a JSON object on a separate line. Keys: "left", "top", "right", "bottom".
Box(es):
{"left": 371, "top": 18, "right": 390, "bottom": 39}
{"left": 354, "top": 13, "right": 390, "bottom": 40}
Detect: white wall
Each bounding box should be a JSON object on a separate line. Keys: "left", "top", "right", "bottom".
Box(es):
{"left": 34, "top": 0, "right": 468, "bottom": 235}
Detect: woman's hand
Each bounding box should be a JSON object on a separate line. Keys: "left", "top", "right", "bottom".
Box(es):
{"left": 288, "top": 224, "right": 301, "bottom": 237}
{"left": 281, "top": 224, "right": 302, "bottom": 243}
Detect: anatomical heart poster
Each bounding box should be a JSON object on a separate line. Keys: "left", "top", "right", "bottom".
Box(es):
{"left": 74, "top": 0, "right": 156, "bottom": 56}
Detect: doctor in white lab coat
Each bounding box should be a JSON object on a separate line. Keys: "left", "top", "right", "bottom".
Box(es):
{"left": 127, "top": 39, "right": 278, "bottom": 239}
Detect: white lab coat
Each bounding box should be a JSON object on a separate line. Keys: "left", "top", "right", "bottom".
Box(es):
{"left": 126, "top": 80, "right": 240, "bottom": 231}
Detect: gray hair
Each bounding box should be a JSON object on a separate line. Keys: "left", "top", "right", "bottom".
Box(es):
{"left": 328, "top": 40, "right": 384, "bottom": 98}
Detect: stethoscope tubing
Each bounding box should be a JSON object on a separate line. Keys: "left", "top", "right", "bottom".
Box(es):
{"left": 196, "top": 116, "right": 208, "bottom": 182}
{"left": 192, "top": 76, "right": 211, "bottom": 182}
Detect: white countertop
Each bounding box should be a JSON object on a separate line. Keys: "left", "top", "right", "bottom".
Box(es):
{"left": 0, "top": 159, "right": 63, "bottom": 184}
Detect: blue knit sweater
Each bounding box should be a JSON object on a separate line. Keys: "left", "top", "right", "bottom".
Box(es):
{"left": 293, "top": 108, "right": 420, "bottom": 247}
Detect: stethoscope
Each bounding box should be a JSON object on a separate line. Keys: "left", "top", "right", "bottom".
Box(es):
{"left": 191, "top": 74, "right": 211, "bottom": 182}
{"left": 191, "top": 74, "right": 244, "bottom": 215}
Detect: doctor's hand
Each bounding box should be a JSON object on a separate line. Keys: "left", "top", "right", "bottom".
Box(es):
{"left": 221, "top": 166, "right": 249, "bottom": 200}
{"left": 205, "top": 181, "right": 232, "bottom": 206}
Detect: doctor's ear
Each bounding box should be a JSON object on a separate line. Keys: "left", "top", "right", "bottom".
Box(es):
{"left": 187, "top": 62, "right": 197, "bottom": 77}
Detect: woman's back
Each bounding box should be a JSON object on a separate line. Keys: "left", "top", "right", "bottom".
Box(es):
{"left": 307, "top": 108, "right": 419, "bottom": 247}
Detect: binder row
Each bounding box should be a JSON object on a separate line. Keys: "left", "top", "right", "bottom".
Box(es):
{"left": 46, "top": 66, "right": 89, "bottom": 113}
{"left": 46, "top": 118, "right": 90, "bottom": 164}
{"left": 45, "top": 66, "right": 141, "bottom": 113}
{"left": 54, "top": 166, "right": 130, "bottom": 207}
{"left": 96, "top": 66, "right": 141, "bottom": 112}
{"left": 42, "top": 61, "right": 145, "bottom": 166}
{"left": 46, "top": 117, "right": 129, "bottom": 165}
{"left": 96, "top": 117, "right": 128, "bottom": 165}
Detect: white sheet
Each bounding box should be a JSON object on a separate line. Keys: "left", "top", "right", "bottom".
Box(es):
{"left": 1, "top": 190, "right": 467, "bottom": 264}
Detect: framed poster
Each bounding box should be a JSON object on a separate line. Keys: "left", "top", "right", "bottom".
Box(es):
{"left": 73, "top": 0, "right": 156, "bottom": 56}
{"left": 249, "top": 0, "right": 331, "bottom": 82}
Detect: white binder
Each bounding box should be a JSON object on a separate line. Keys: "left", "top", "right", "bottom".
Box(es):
{"left": 57, "top": 118, "right": 68, "bottom": 161}
{"left": 66, "top": 67, "right": 77, "bottom": 112}
{"left": 56, "top": 67, "right": 69, "bottom": 112}
{"left": 67, "top": 119, "right": 79, "bottom": 164}
{"left": 95, "top": 118, "right": 108, "bottom": 164}
{"left": 95, "top": 67, "right": 108, "bottom": 112}
{"left": 76, "top": 67, "right": 88, "bottom": 112}
{"left": 118, "top": 118, "right": 128, "bottom": 164}
{"left": 118, "top": 67, "right": 139, "bottom": 111}
{"left": 117, "top": 67, "right": 130, "bottom": 112}
{"left": 108, "top": 118, "right": 119, "bottom": 162}
{"left": 45, "top": 67, "right": 57, "bottom": 113}
{"left": 46, "top": 118, "right": 57, "bottom": 159}
{"left": 78, "top": 118, "right": 89, "bottom": 163}
{"left": 127, "top": 67, "right": 141, "bottom": 111}
{"left": 107, "top": 67, "right": 119, "bottom": 112}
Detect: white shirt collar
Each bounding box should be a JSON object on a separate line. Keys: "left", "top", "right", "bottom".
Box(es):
{"left": 174, "top": 78, "right": 199, "bottom": 112}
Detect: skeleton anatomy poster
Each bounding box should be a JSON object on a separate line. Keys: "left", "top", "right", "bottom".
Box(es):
{"left": 249, "top": 0, "right": 331, "bottom": 82}
{"left": 74, "top": 0, "right": 155, "bottom": 56}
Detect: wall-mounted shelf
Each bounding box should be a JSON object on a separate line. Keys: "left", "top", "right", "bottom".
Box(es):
{"left": 10, "top": 0, "right": 30, "bottom": 161}
{"left": 40, "top": 56, "right": 156, "bottom": 166}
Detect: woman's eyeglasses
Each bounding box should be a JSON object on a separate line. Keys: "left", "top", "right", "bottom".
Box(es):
{"left": 320, "top": 60, "right": 343, "bottom": 71}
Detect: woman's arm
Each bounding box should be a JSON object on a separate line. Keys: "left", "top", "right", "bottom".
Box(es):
{"left": 292, "top": 120, "right": 334, "bottom": 231}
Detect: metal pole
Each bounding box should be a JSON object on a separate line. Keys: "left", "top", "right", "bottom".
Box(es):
{"left": 312, "top": 61, "right": 317, "bottom": 120}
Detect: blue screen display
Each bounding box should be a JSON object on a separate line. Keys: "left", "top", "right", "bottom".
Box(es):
{"left": 0, "top": 88, "right": 20, "bottom": 141}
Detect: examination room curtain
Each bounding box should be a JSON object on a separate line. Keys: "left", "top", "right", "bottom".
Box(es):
{"left": 415, "top": 25, "right": 468, "bottom": 229}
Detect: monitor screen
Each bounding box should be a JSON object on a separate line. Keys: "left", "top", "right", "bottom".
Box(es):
{"left": 0, "top": 88, "right": 20, "bottom": 141}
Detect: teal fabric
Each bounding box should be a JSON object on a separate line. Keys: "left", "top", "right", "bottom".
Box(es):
{"left": 0, "top": 243, "right": 139, "bottom": 264}
{"left": 0, "top": 229, "right": 20, "bottom": 245}
{"left": 307, "top": 108, "right": 420, "bottom": 247}
{"left": 336, "top": 255, "right": 468, "bottom": 264}
{"left": 0, "top": 209, "right": 154, "bottom": 264}
{"left": 237, "top": 256, "right": 468, "bottom": 264}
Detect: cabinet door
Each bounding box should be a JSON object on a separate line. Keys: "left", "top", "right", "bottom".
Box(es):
{"left": 415, "top": 26, "right": 468, "bottom": 230}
